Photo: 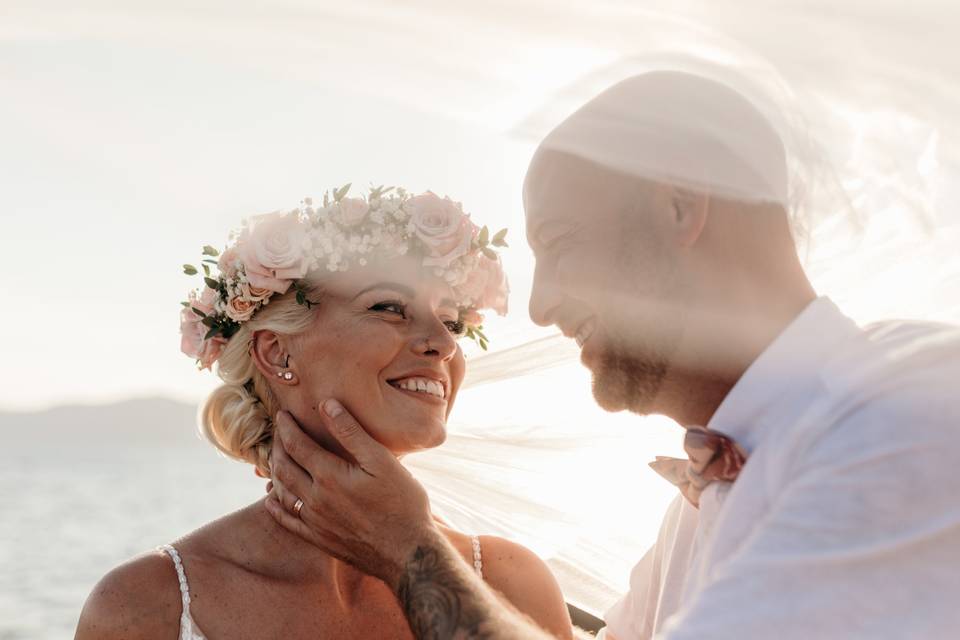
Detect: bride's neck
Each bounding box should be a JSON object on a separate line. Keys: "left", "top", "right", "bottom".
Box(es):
{"left": 241, "top": 498, "right": 368, "bottom": 591}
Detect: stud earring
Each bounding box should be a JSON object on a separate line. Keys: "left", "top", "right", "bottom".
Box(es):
{"left": 283, "top": 371, "right": 294, "bottom": 381}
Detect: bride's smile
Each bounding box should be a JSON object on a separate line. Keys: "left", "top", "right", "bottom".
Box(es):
{"left": 265, "top": 254, "right": 467, "bottom": 457}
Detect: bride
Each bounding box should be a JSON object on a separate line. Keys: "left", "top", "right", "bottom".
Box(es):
{"left": 75, "top": 186, "right": 573, "bottom": 639}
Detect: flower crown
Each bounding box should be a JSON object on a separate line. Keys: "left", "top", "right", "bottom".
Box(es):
{"left": 179, "top": 185, "right": 510, "bottom": 370}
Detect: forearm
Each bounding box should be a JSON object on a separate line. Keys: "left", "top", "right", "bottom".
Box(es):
{"left": 396, "top": 533, "right": 556, "bottom": 639}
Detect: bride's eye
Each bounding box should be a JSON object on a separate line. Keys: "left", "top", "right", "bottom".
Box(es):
{"left": 444, "top": 319, "right": 466, "bottom": 336}
{"left": 370, "top": 301, "right": 407, "bottom": 318}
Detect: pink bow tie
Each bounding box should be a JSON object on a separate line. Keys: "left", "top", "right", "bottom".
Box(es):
{"left": 649, "top": 426, "right": 747, "bottom": 508}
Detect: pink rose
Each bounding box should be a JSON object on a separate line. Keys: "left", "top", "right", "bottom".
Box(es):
{"left": 407, "top": 192, "right": 473, "bottom": 267}
{"left": 179, "top": 292, "right": 228, "bottom": 369}
{"left": 225, "top": 294, "right": 257, "bottom": 322}
{"left": 179, "top": 305, "right": 206, "bottom": 360}
{"left": 217, "top": 246, "right": 240, "bottom": 279}
{"left": 459, "top": 308, "right": 484, "bottom": 327}
{"left": 240, "top": 281, "right": 271, "bottom": 303}
{"left": 339, "top": 197, "right": 370, "bottom": 226}
{"left": 459, "top": 256, "right": 509, "bottom": 316}
{"left": 196, "top": 336, "right": 228, "bottom": 370}
{"left": 239, "top": 212, "right": 308, "bottom": 294}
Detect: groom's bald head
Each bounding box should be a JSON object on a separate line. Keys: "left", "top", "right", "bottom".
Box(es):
{"left": 523, "top": 72, "right": 815, "bottom": 422}
{"left": 527, "top": 70, "right": 790, "bottom": 211}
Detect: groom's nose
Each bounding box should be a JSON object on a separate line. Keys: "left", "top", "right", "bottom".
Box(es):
{"left": 528, "top": 261, "right": 563, "bottom": 327}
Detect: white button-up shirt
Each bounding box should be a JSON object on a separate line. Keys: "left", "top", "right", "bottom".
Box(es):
{"left": 601, "top": 297, "right": 960, "bottom": 640}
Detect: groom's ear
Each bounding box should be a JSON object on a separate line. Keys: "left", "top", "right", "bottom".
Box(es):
{"left": 670, "top": 187, "right": 709, "bottom": 247}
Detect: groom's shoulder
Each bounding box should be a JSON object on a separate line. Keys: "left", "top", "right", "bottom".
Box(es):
{"left": 798, "top": 319, "right": 960, "bottom": 474}
{"left": 75, "top": 549, "right": 181, "bottom": 639}
{"left": 822, "top": 318, "right": 960, "bottom": 410}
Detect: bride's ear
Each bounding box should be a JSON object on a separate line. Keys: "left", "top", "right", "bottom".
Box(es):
{"left": 251, "top": 330, "right": 296, "bottom": 384}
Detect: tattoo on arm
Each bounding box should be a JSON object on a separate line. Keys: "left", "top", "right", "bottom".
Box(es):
{"left": 397, "top": 545, "right": 494, "bottom": 640}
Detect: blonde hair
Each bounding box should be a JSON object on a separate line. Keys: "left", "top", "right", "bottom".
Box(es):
{"left": 200, "top": 284, "right": 323, "bottom": 476}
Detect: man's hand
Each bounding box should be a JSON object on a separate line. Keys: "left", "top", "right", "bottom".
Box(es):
{"left": 264, "top": 398, "right": 439, "bottom": 588}
{"left": 266, "top": 399, "right": 558, "bottom": 639}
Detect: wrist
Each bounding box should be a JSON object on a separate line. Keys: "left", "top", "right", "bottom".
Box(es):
{"left": 383, "top": 523, "right": 445, "bottom": 592}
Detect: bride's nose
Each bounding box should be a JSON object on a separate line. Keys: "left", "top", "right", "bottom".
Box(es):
{"left": 411, "top": 318, "right": 457, "bottom": 360}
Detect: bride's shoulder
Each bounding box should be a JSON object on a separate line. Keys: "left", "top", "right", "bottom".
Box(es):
{"left": 437, "top": 526, "right": 573, "bottom": 639}
{"left": 75, "top": 548, "right": 182, "bottom": 639}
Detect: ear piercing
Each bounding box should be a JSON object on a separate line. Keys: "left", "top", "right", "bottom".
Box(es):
{"left": 277, "top": 354, "right": 294, "bottom": 381}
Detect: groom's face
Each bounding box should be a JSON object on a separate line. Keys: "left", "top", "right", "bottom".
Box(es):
{"left": 523, "top": 151, "right": 689, "bottom": 414}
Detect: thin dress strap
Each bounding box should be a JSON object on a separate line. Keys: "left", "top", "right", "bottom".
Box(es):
{"left": 470, "top": 535, "right": 484, "bottom": 579}
{"left": 158, "top": 544, "right": 208, "bottom": 640}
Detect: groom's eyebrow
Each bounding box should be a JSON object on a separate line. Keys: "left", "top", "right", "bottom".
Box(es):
{"left": 352, "top": 282, "right": 416, "bottom": 300}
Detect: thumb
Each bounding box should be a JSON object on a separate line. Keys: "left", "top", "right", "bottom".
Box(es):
{"left": 321, "top": 399, "right": 390, "bottom": 473}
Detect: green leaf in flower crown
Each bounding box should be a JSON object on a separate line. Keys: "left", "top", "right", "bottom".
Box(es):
{"left": 181, "top": 301, "right": 190, "bottom": 308}
{"left": 191, "top": 307, "right": 207, "bottom": 318}
{"left": 492, "top": 228, "right": 509, "bottom": 247}
{"left": 202, "top": 264, "right": 210, "bottom": 276}
{"left": 481, "top": 246, "right": 497, "bottom": 260}
{"left": 334, "top": 183, "right": 352, "bottom": 201}
{"left": 204, "top": 276, "right": 220, "bottom": 290}
{"left": 183, "top": 264, "right": 198, "bottom": 275}
{"left": 201, "top": 316, "right": 216, "bottom": 327}
{"left": 202, "top": 258, "right": 218, "bottom": 265}
{"left": 202, "top": 245, "right": 220, "bottom": 257}
{"left": 478, "top": 225, "right": 489, "bottom": 246}
{"left": 204, "top": 327, "right": 219, "bottom": 340}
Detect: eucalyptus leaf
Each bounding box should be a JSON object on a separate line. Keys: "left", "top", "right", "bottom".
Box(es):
{"left": 204, "top": 327, "right": 219, "bottom": 340}
{"left": 481, "top": 247, "right": 497, "bottom": 260}
{"left": 204, "top": 276, "right": 220, "bottom": 290}
{"left": 478, "top": 226, "right": 489, "bottom": 246}
{"left": 180, "top": 301, "right": 190, "bottom": 308}
{"left": 202, "top": 264, "right": 210, "bottom": 276}
{"left": 191, "top": 307, "right": 207, "bottom": 318}
{"left": 334, "top": 183, "right": 352, "bottom": 201}
{"left": 202, "top": 258, "right": 219, "bottom": 265}
{"left": 492, "top": 229, "right": 509, "bottom": 247}
{"left": 202, "top": 245, "right": 220, "bottom": 257}
{"left": 201, "top": 316, "right": 216, "bottom": 327}
{"left": 182, "top": 264, "right": 198, "bottom": 275}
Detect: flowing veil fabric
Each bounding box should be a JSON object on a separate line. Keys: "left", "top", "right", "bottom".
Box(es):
{"left": 9, "top": 0, "right": 955, "bottom": 619}
{"left": 400, "top": 2, "right": 960, "bottom": 617}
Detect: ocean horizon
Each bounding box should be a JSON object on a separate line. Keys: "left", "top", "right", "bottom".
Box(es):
{"left": 1, "top": 398, "right": 265, "bottom": 639}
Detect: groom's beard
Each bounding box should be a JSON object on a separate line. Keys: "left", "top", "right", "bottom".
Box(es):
{"left": 591, "top": 335, "right": 669, "bottom": 414}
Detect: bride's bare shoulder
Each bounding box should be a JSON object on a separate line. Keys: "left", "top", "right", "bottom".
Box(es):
{"left": 437, "top": 525, "right": 574, "bottom": 639}
{"left": 75, "top": 505, "right": 256, "bottom": 639}
{"left": 75, "top": 548, "right": 182, "bottom": 640}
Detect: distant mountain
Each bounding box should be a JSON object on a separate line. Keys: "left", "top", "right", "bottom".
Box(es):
{"left": 0, "top": 397, "right": 204, "bottom": 447}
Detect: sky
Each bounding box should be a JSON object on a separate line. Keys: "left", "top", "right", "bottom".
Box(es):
{"left": 1, "top": 9, "right": 545, "bottom": 410}
{"left": 3, "top": 1, "right": 959, "bottom": 411}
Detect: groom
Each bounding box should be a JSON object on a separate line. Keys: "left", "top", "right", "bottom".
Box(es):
{"left": 266, "top": 72, "right": 960, "bottom": 638}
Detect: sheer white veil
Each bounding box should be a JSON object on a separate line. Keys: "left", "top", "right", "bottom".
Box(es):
{"left": 403, "top": 16, "right": 960, "bottom": 617}
{"left": 13, "top": 0, "right": 954, "bottom": 619}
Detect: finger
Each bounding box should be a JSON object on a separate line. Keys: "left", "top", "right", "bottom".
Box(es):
{"left": 275, "top": 411, "right": 352, "bottom": 480}
{"left": 271, "top": 421, "right": 315, "bottom": 499}
{"left": 263, "top": 495, "right": 324, "bottom": 547}
{"left": 319, "top": 399, "right": 392, "bottom": 474}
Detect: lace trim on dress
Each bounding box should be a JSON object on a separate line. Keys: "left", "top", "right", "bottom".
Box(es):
{"left": 158, "top": 544, "right": 209, "bottom": 640}
{"left": 471, "top": 534, "right": 484, "bottom": 578}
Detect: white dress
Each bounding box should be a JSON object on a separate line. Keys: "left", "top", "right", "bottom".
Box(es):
{"left": 159, "top": 536, "right": 485, "bottom": 640}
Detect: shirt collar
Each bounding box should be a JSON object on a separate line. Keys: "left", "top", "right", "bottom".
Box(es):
{"left": 705, "top": 296, "right": 860, "bottom": 453}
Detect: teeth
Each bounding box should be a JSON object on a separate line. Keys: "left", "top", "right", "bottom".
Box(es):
{"left": 391, "top": 377, "right": 445, "bottom": 399}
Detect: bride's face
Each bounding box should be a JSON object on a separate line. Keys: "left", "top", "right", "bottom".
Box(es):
{"left": 281, "top": 255, "right": 466, "bottom": 456}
